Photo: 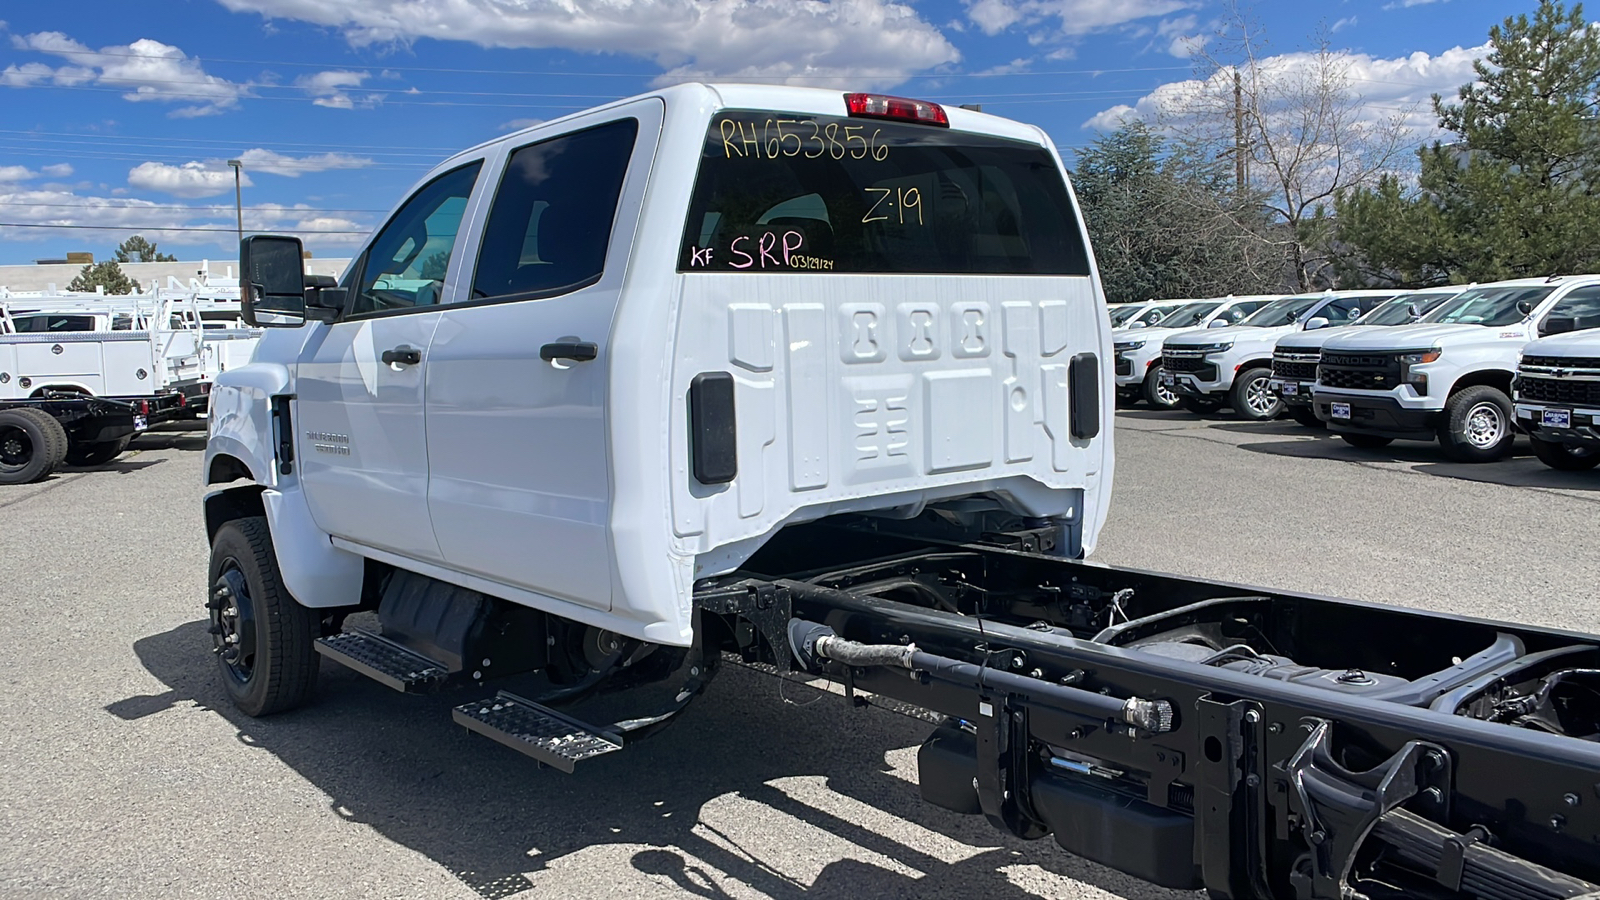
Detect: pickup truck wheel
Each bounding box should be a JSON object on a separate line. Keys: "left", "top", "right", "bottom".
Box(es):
{"left": 208, "top": 516, "right": 319, "bottom": 716}
{"left": 1529, "top": 437, "right": 1600, "bottom": 471}
{"left": 1230, "top": 367, "right": 1282, "bottom": 420}
{"left": 1439, "top": 386, "right": 1514, "bottom": 462}
{"left": 1288, "top": 407, "right": 1324, "bottom": 429}
{"left": 0, "top": 408, "right": 67, "bottom": 484}
{"left": 1142, "top": 368, "right": 1180, "bottom": 409}
{"left": 64, "top": 435, "right": 131, "bottom": 467}
{"left": 1339, "top": 433, "right": 1393, "bottom": 450}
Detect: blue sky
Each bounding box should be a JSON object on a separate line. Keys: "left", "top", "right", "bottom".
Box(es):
{"left": 0, "top": 0, "right": 1519, "bottom": 264}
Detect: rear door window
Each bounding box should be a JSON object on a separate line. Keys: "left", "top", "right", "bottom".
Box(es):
{"left": 680, "top": 110, "right": 1091, "bottom": 275}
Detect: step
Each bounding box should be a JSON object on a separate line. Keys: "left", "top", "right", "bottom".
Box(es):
{"left": 315, "top": 629, "right": 450, "bottom": 693}
{"left": 452, "top": 692, "right": 623, "bottom": 773}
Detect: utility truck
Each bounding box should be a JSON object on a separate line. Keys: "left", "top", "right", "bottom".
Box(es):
{"left": 1114, "top": 295, "right": 1276, "bottom": 408}
{"left": 1313, "top": 276, "right": 1600, "bottom": 460}
{"left": 202, "top": 85, "right": 1600, "bottom": 900}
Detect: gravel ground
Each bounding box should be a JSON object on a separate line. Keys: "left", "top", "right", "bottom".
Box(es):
{"left": 1, "top": 412, "right": 1596, "bottom": 900}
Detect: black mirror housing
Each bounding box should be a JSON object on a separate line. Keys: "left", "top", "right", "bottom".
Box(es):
{"left": 241, "top": 235, "right": 308, "bottom": 328}
{"left": 1541, "top": 316, "right": 1577, "bottom": 336}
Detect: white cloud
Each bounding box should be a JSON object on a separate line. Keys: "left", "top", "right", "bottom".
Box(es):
{"left": 1331, "top": 16, "right": 1358, "bottom": 33}
{"left": 40, "top": 163, "right": 73, "bottom": 178}
{"left": 4, "top": 31, "right": 246, "bottom": 117}
{"left": 963, "top": 0, "right": 1194, "bottom": 37}
{"left": 0, "top": 190, "right": 371, "bottom": 253}
{"left": 128, "top": 161, "right": 252, "bottom": 198}
{"left": 501, "top": 117, "right": 546, "bottom": 131}
{"left": 296, "top": 69, "right": 377, "bottom": 109}
{"left": 1083, "top": 42, "right": 1488, "bottom": 138}
{"left": 216, "top": 0, "right": 959, "bottom": 89}
{"left": 235, "top": 148, "right": 374, "bottom": 176}
{"left": 1384, "top": 0, "right": 1446, "bottom": 8}
{"left": 0, "top": 165, "right": 37, "bottom": 183}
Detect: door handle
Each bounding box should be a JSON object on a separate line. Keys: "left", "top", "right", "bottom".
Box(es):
{"left": 381, "top": 345, "right": 422, "bottom": 366}
{"left": 539, "top": 341, "right": 598, "bottom": 362}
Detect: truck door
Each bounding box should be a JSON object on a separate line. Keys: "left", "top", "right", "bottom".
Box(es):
{"left": 425, "top": 101, "right": 661, "bottom": 612}
{"left": 294, "top": 161, "right": 484, "bottom": 562}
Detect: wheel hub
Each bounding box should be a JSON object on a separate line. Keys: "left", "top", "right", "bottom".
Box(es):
{"left": 0, "top": 426, "right": 29, "bottom": 468}
{"left": 1464, "top": 402, "right": 1506, "bottom": 448}
{"left": 210, "top": 564, "right": 257, "bottom": 683}
{"left": 1245, "top": 377, "right": 1278, "bottom": 416}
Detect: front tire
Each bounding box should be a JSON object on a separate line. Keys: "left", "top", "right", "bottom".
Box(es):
{"left": 1230, "top": 367, "right": 1282, "bottom": 421}
{"left": 64, "top": 435, "right": 131, "bottom": 467}
{"left": 0, "top": 407, "right": 67, "bottom": 485}
{"left": 208, "top": 516, "right": 320, "bottom": 716}
{"left": 1143, "top": 368, "right": 1180, "bottom": 409}
{"left": 1439, "top": 386, "right": 1515, "bottom": 463}
{"left": 1530, "top": 438, "right": 1600, "bottom": 471}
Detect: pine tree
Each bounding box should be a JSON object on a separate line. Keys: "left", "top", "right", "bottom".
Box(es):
{"left": 114, "top": 235, "right": 178, "bottom": 263}
{"left": 66, "top": 260, "right": 138, "bottom": 295}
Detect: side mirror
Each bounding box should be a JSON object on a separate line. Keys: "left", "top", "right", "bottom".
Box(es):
{"left": 1541, "top": 316, "right": 1577, "bottom": 336}
{"left": 241, "top": 235, "right": 308, "bottom": 328}
{"left": 1516, "top": 299, "right": 1535, "bottom": 317}
{"left": 1407, "top": 303, "right": 1422, "bottom": 321}
{"left": 1304, "top": 317, "right": 1330, "bottom": 330}
{"left": 1129, "top": 321, "right": 1148, "bottom": 330}
{"left": 1207, "top": 318, "right": 1230, "bottom": 329}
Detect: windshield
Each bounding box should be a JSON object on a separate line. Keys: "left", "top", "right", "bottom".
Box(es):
{"left": 1108, "top": 304, "right": 1145, "bottom": 326}
{"left": 1147, "top": 301, "right": 1220, "bottom": 330}
{"left": 1358, "top": 291, "right": 1458, "bottom": 327}
{"left": 680, "top": 110, "right": 1091, "bottom": 275}
{"left": 1422, "top": 285, "right": 1553, "bottom": 327}
{"left": 1242, "top": 295, "right": 1322, "bottom": 328}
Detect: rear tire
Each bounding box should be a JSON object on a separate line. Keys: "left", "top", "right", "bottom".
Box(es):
{"left": 1142, "top": 368, "right": 1180, "bottom": 409}
{"left": 208, "top": 516, "right": 320, "bottom": 716}
{"left": 0, "top": 407, "right": 67, "bottom": 485}
{"left": 1339, "top": 433, "right": 1394, "bottom": 450}
{"left": 1288, "top": 406, "right": 1324, "bottom": 429}
{"left": 1529, "top": 438, "right": 1600, "bottom": 471}
{"left": 1439, "top": 386, "right": 1515, "bottom": 463}
{"left": 1230, "top": 367, "right": 1282, "bottom": 421}
{"left": 64, "top": 435, "right": 131, "bottom": 467}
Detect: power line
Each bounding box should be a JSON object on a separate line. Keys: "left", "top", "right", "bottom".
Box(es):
{"left": 0, "top": 129, "right": 462, "bottom": 153}
{"left": 0, "top": 221, "right": 368, "bottom": 235}
{"left": 0, "top": 201, "right": 385, "bottom": 212}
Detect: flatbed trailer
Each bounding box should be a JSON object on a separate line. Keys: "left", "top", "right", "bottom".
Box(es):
{"left": 0, "top": 391, "right": 142, "bottom": 483}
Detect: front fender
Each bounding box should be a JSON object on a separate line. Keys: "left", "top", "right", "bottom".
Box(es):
{"left": 204, "top": 361, "right": 291, "bottom": 488}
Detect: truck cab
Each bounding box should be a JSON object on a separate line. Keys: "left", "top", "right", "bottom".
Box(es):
{"left": 1113, "top": 295, "right": 1275, "bottom": 409}
{"left": 1313, "top": 276, "right": 1600, "bottom": 460}
{"left": 1160, "top": 290, "right": 1395, "bottom": 420}
{"left": 1269, "top": 288, "right": 1466, "bottom": 428}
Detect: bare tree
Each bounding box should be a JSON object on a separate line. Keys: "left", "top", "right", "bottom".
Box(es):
{"left": 1162, "top": 5, "right": 1413, "bottom": 290}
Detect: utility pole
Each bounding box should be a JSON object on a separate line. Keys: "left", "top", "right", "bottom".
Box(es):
{"left": 1232, "top": 71, "right": 1246, "bottom": 194}
{"left": 227, "top": 159, "right": 244, "bottom": 245}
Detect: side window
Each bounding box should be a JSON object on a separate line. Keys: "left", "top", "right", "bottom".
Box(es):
{"left": 471, "top": 119, "right": 639, "bottom": 301}
{"left": 351, "top": 162, "right": 482, "bottom": 317}
{"left": 1542, "top": 285, "right": 1600, "bottom": 332}
{"left": 1229, "top": 300, "right": 1267, "bottom": 321}
{"left": 1323, "top": 296, "right": 1373, "bottom": 320}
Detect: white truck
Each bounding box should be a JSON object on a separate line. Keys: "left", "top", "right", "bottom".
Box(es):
{"left": 1160, "top": 290, "right": 1397, "bottom": 420}
{"left": 1114, "top": 295, "right": 1276, "bottom": 408}
{"left": 1513, "top": 314, "right": 1600, "bottom": 470}
{"left": 1269, "top": 288, "right": 1466, "bottom": 428}
{"left": 1313, "top": 276, "right": 1600, "bottom": 460}
{"left": 200, "top": 85, "right": 1600, "bottom": 899}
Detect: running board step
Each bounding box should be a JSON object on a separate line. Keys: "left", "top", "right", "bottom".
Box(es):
{"left": 452, "top": 691, "right": 623, "bottom": 773}
{"left": 315, "top": 629, "right": 450, "bottom": 693}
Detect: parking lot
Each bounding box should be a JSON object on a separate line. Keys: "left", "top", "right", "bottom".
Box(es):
{"left": 2, "top": 411, "right": 1597, "bottom": 900}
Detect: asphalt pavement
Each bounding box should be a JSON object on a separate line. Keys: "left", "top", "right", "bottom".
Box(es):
{"left": 1, "top": 411, "right": 1596, "bottom": 900}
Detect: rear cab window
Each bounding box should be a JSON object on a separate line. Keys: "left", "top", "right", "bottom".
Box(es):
{"left": 679, "top": 109, "right": 1090, "bottom": 276}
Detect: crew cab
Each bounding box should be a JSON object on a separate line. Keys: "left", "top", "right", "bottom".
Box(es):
{"left": 1269, "top": 288, "right": 1466, "bottom": 428}
{"left": 1114, "top": 295, "right": 1275, "bottom": 408}
{"left": 201, "top": 86, "right": 1600, "bottom": 899}
{"left": 1514, "top": 323, "right": 1600, "bottom": 471}
{"left": 1160, "top": 290, "right": 1396, "bottom": 420}
{"left": 1313, "top": 276, "right": 1600, "bottom": 460}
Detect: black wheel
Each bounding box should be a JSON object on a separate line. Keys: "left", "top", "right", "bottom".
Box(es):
{"left": 0, "top": 408, "right": 66, "bottom": 485}
{"left": 64, "top": 435, "right": 131, "bottom": 467}
{"left": 1530, "top": 438, "right": 1600, "bottom": 471}
{"left": 1288, "top": 406, "right": 1324, "bottom": 429}
{"left": 1339, "top": 433, "right": 1393, "bottom": 450}
{"left": 208, "top": 516, "right": 320, "bottom": 716}
{"left": 1439, "top": 386, "right": 1514, "bottom": 463}
{"left": 1182, "top": 396, "right": 1224, "bottom": 415}
{"left": 1230, "top": 367, "right": 1282, "bottom": 421}
{"left": 1143, "top": 368, "right": 1180, "bottom": 409}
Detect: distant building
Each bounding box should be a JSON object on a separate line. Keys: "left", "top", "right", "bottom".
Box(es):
{"left": 0, "top": 257, "right": 352, "bottom": 292}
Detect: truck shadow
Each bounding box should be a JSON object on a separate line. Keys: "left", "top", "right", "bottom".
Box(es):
{"left": 1231, "top": 432, "right": 1600, "bottom": 492}
{"left": 109, "top": 621, "right": 1190, "bottom": 900}
{"left": 133, "top": 424, "right": 207, "bottom": 453}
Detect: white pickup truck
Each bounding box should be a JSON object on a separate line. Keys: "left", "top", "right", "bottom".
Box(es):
{"left": 1313, "top": 276, "right": 1600, "bottom": 460}
{"left": 1513, "top": 318, "right": 1600, "bottom": 471}
{"left": 198, "top": 85, "right": 1600, "bottom": 898}
{"left": 1113, "top": 295, "right": 1275, "bottom": 408}
{"left": 1160, "top": 290, "right": 1396, "bottom": 419}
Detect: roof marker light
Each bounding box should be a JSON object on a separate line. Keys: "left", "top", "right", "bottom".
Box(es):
{"left": 844, "top": 93, "right": 949, "bottom": 127}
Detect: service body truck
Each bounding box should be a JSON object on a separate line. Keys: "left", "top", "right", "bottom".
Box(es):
{"left": 1269, "top": 288, "right": 1465, "bottom": 428}
{"left": 1313, "top": 276, "right": 1600, "bottom": 460}
{"left": 1513, "top": 320, "right": 1600, "bottom": 471}
{"left": 1114, "top": 295, "right": 1276, "bottom": 408}
{"left": 1160, "top": 290, "right": 1396, "bottom": 420}
{"left": 202, "top": 85, "right": 1600, "bottom": 900}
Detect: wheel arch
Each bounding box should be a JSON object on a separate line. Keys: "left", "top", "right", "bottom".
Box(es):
{"left": 203, "top": 483, "right": 266, "bottom": 543}
{"left": 1448, "top": 368, "right": 1513, "bottom": 398}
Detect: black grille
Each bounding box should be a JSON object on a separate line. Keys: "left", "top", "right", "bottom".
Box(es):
{"left": 1162, "top": 353, "right": 1208, "bottom": 373}
{"left": 1523, "top": 355, "right": 1600, "bottom": 369}
{"left": 1518, "top": 376, "right": 1600, "bottom": 406}
{"left": 1272, "top": 358, "right": 1317, "bottom": 380}
{"left": 1319, "top": 351, "right": 1402, "bottom": 391}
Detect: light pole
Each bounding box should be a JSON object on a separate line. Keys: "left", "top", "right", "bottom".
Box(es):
{"left": 226, "top": 159, "right": 243, "bottom": 245}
